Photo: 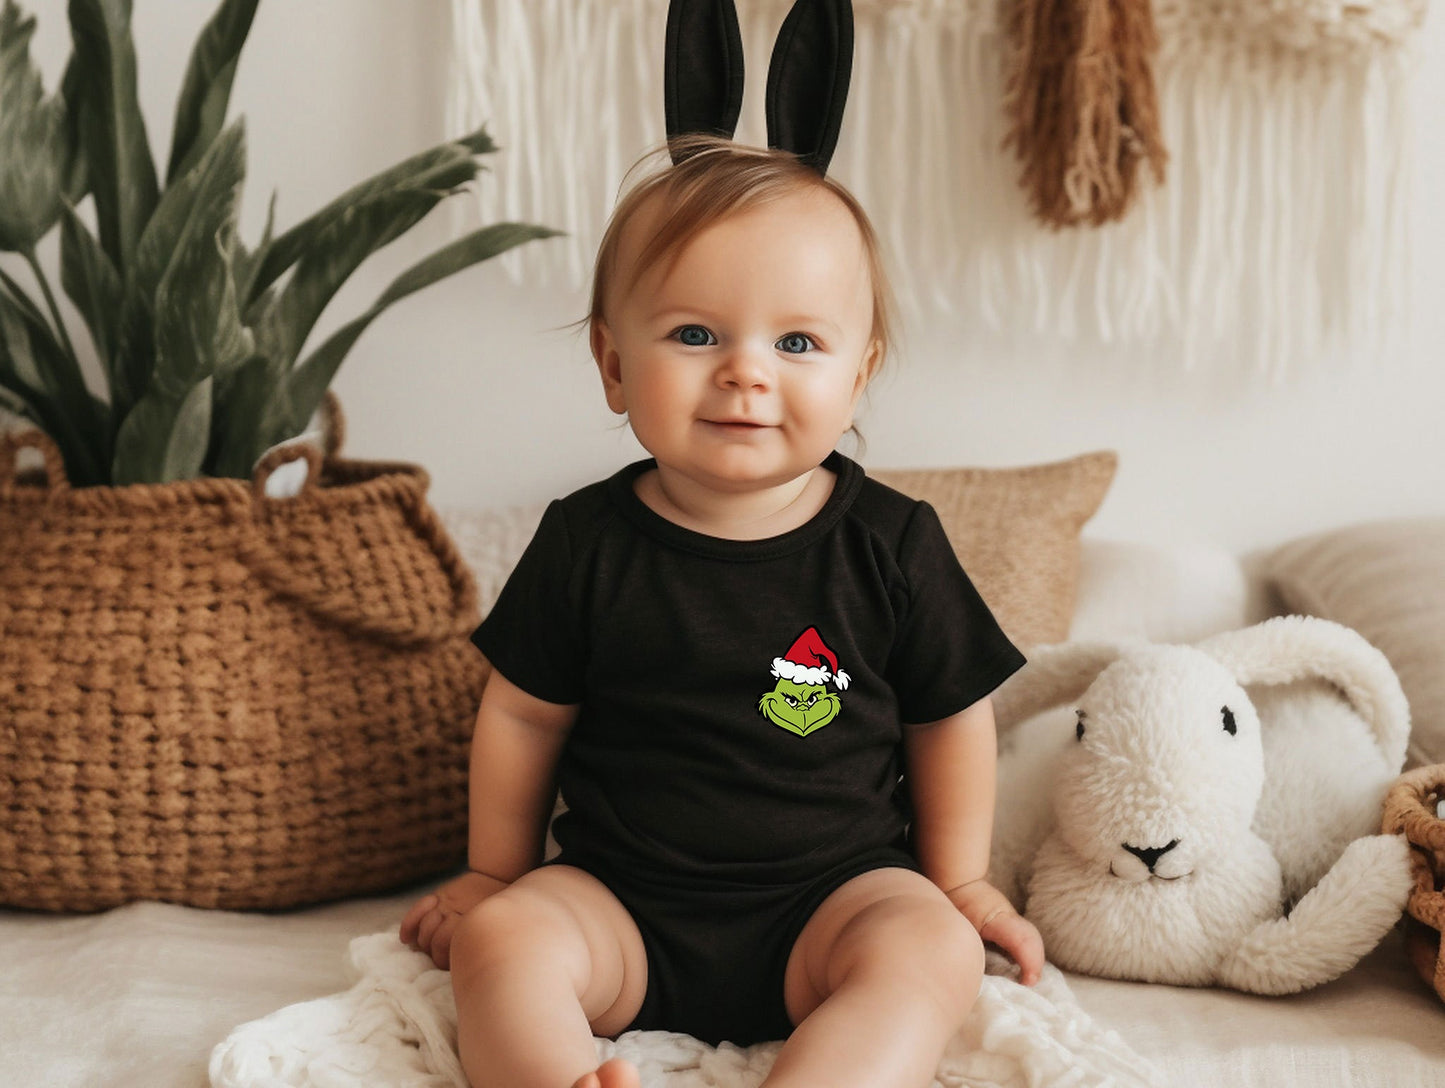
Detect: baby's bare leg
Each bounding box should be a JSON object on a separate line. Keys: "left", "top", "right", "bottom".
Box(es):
{"left": 449, "top": 865, "right": 648, "bottom": 1088}
{"left": 764, "top": 868, "right": 984, "bottom": 1088}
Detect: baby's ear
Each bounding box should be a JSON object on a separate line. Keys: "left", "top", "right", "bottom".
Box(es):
{"left": 863, "top": 337, "right": 884, "bottom": 381}
{"left": 591, "top": 320, "right": 628, "bottom": 415}
{"left": 852, "top": 338, "right": 882, "bottom": 397}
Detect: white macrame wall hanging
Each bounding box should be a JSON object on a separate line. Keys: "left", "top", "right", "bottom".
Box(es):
{"left": 447, "top": 0, "right": 1427, "bottom": 379}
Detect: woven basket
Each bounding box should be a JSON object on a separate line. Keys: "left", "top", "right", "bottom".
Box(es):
{"left": 1382, "top": 763, "right": 1445, "bottom": 1003}
{"left": 0, "top": 412, "right": 486, "bottom": 911}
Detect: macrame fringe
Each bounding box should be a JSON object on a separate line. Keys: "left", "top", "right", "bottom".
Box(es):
{"left": 448, "top": 0, "right": 1424, "bottom": 380}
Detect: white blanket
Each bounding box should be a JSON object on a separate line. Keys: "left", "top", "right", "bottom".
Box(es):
{"left": 209, "top": 934, "right": 1163, "bottom": 1088}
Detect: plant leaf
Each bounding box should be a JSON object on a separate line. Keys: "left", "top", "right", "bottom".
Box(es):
{"left": 206, "top": 350, "right": 277, "bottom": 478}
{"left": 109, "top": 119, "right": 252, "bottom": 485}
{"left": 58, "top": 52, "right": 88, "bottom": 203}
{"left": 107, "top": 283, "right": 151, "bottom": 436}
{"left": 455, "top": 127, "right": 497, "bottom": 156}
{"left": 67, "top": 0, "right": 159, "bottom": 273}
{"left": 0, "top": 262, "right": 50, "bottom": 331}
{"left": 166, "top": 0, "right": 258, "bottom": 184}
{"left": 0, "top": 0, "right": 68, "bottom": 251}
{"left": 146, "top": 122, "right": 250, "bottom": 399}
{"left": 0, "top": 378, "right": 38, "bottom": 423}
{"left": 108, "top": 119, "right": 246, "bottom": 429}
{"left": 151, "top": 223, "right": 252, "bottom": 399}
{"left": 0, "top": 274, "right": 106, "bottom": 483}
{"left": 59, "top": 203, "right": 122, "bottom": 362}
{"left": 111, "top": 374, "right": 212, "bottom": 484}
{"left": 0, "top": 267, "right": 98, "bottom": 426}
{"left": 246, "top": 137, "right": 485, "bottom": 305}
{"left": 373, "top": 222, "right": 562, "bottom": 312}
{"left": 0, "top": 280, "right": 43, "bottom": 391}
{"left": 277, "top": 222, "right": 561, "bottom": 438}
{"left": 255, "top": 186, "right": 439, "bottom": 372}
{"left": 233, "top": 187, "right": 275, "bottom": 310}
{"left": 130, "top": 121, "right": 245, "bottom": 304}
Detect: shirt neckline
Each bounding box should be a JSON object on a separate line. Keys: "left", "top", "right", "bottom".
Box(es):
{"left": 606, "top": 451, "right": 864, "bottom": 561}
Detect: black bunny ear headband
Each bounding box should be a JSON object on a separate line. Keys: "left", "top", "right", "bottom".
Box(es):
{"left": 665, "top": 0, "right": 854, "bottom": 175}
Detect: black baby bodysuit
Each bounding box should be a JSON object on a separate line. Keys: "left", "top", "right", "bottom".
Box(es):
{"left": 471, "top": 451, "right": 1025, "bottom": 1044}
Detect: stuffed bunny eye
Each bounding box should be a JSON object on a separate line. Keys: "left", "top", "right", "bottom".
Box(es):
{"left": 1222, "top": 705, "right": 1236, "bottom": 736}
{"left": 1075, "top": 710, "right": 1086, "bottom": 741}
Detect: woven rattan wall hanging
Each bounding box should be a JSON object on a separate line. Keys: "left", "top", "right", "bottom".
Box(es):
{"left": 448, "top": 0, "right": 1427, "bottom": 378}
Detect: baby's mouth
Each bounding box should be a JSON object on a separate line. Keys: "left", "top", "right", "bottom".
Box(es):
{"left": 703, "top": 418, "right": 770, "bottom": 431}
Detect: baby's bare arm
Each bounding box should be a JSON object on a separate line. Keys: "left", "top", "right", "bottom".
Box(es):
{"left": 904, "top": 696, "right": 1044, "bottom": 984}
{"left": 401, "top": 666, "right": 578, "bottom": 967}
{"left": 465, "top": 667, "right": 579, "bottom": 881}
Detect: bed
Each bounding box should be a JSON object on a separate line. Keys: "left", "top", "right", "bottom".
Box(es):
{"left": 3, "top": 464, "right": 1443, "bottom": 1088}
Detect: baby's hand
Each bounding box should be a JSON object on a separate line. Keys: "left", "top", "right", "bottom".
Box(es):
{"left": 399, "top": 870, "right": 511, "bottom": 970}
{"left": 944, "top": 878, "right": 1045, "bottom": 987}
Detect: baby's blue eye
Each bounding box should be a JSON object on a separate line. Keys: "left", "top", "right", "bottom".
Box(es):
{"left": 676, "top": 325, "right": 715, "bottom": 347}
{"left": 776, "top": 333, "right": 815, "bottom": 354}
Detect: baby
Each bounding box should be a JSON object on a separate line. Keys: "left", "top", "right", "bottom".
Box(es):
{"left": 402, "top": 135, "right": 1044, "bottom": 1088}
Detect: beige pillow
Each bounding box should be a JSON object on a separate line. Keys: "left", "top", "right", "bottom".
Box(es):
{"left": 1070, "top": 538, "right": 1257, "bottom": 644}
{"left": 872, "top": 451, "right": 1117, "bottom": 649}
{"left": 1263, "top": 518, "right": 1445, "bottom": 768}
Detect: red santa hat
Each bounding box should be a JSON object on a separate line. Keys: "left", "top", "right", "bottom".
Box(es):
{"left": 771, "top": 627, "right": 850, "bottom": 690}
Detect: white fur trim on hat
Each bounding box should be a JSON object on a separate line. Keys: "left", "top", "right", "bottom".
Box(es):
{"left": 772, "top": 658, "right": 828, "bottom": 687}
{"left": 771, "top": 659, "right": 851, "bottom": 690}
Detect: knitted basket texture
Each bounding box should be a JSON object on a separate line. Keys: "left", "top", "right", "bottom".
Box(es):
{"left": 1382, "top": 763, "right": 1445, "bottom": 1003}
{"left": 0, "top": 420, "right": 486, "bottom": 911}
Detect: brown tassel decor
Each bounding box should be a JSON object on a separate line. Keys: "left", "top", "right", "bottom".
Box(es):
{"left": 1003, "top": 0, "right": 1168, "bottom": 228}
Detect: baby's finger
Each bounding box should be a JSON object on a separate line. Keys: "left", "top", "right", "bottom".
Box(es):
{"left": 432, "top": 913, "right": 462, "bottom": 971}
{"left": 989, "top": 915, "right": 1045, "bottom": 985}
{"left": 399, "top": 895, "right": 437, "bottom": 946}
{"left": 417, "top": 906, "right": 448, "bottom": 958}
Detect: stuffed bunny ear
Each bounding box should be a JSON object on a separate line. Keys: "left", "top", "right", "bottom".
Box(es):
{"left": 665, "top": 0, "right": 746, "bottom": 163}
{"left": 991, "top": 642, "right": 1127, "bottom": 733}
{"left": 764, "top": 0, "right": 853, "bottom": 174}
{"left": 1197, "top": 616, "right": 1410, "bottom": 771}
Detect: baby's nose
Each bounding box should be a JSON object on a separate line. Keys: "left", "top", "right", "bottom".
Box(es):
{"left": 716, "top": 346, "right": 774, "bottom": 389}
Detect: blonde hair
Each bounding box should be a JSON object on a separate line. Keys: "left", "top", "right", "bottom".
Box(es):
{"left": 586, "top": 134, "right": 898, "bottom": 375}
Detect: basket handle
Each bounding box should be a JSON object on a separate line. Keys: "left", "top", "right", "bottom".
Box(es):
{"left": 246, "top": 394, "right": 345, "bottom": 499}
{"left": 1383, "top": 765, "right": 1445, "bottom": 945}
{"left": 238, "top": 469, "right": 480, "bottom": 648}
{"left": 0, "top": 429, "right": 71, "bottom": 497}
{"left": 1383, "top": 764, "right": 1445, "bottom": 855}
{"left": 250, "top": 442, "right": 324, "bottom": 501}
{"left": 320, "top": 391, "right": 345, "bottom": 458}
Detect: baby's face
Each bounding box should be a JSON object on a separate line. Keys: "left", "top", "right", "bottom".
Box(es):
{"left": 593, "top": 185, "right": 880, "bottom": 496}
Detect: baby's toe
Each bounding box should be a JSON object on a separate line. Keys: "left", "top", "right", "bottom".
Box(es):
{"left": 594, "top": 1057, "right": 641, "bottom": 1088}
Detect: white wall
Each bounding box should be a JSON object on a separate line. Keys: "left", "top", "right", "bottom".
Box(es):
{"left": 22, "top": 0, "right": 1445, "bottom": 552}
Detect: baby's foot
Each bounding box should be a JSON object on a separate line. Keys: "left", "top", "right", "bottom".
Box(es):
{"left": 571, "top": 1056, "right": 641, "bottom": 1088}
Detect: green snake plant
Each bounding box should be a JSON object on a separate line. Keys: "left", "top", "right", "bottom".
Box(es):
{"left": 0, "top": 0, "right": 558, "bottom": 485}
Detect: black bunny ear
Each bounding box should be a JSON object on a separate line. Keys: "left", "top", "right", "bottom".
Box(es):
{"left": 765, "top": 0, "right": 853, "bottom": 174}
{"left": 665, "top": 0, "right": 746, "bottom": 163}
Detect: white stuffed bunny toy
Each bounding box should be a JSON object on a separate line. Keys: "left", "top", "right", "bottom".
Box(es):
{"left": 989, "top": 615, "right": 1415, "bottom": 995}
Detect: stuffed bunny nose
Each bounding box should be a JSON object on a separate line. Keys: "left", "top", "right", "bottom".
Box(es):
{"left": 1122, "top": 840, "right": 1180, "bottom": 872}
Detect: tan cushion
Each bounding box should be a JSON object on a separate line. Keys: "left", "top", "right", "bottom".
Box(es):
{"left": 1263, "top": 518, "right": 1445, "bottom": 769}
{"left": 872, "top": 451, "right": 1117, "bottom": 648}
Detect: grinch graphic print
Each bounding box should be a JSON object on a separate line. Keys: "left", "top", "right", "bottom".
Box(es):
{"left": 758, "top": 627, "right": 851, "bottom": 736}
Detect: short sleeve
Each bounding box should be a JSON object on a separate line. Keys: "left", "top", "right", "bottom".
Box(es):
{"left": 888, "top": 502, "right": 1027, "bottom": 725}
{"left": 470, "top": 500, "right": 587, "bottom": 705}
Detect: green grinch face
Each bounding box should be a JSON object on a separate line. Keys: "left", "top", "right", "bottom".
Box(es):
{"left": 758, "top": 678, "right": 841, "bottom": 736}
